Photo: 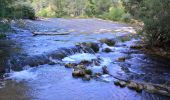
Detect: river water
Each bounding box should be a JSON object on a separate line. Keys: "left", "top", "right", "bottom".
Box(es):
{"left": 0, "top": 18, "right": 169, "bottom": 100}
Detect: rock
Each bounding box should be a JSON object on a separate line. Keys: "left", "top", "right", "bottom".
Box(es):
{"left": 114, "top": 81, "right": 120, "bottom": 86}
{"left": 130, "top": 45, "right": 142, "bottom": 49}
{"left": 83, "top": 42, "right": 99, "bottom": 53}
{"left": 136, "top": 84, "right": 143, "bottom": 92}
{"left": 83, "top": 75, "right": 91, "bottom": 81}
{"left": 157, "top": 90, "right": 169, "bottom": 96}
{"left": 48, "top": 62, "right": 56, "bottom": 65}
{"left": 103, "top": 48, "right": 112, "bottom": 53}
{"left": 85, "top": 69, "right": 93, "bottom": 75}
{"left": 119, "top": 81, "right": 127, "bottom": 88}
{"left": 65, "top": 63, "right": 77, "bottom": 68}
{"left": 117, "top": 57, "right": 126, "bottom": 62}
{"left": 144, "top": 84, "right": 156, "bottom": 93}
{"left": 74, "top": 65, "right": 86, "bottom": 70}
{"left": 114, "top": 81, "right": 127, "bottom": 88}
{"left": 127, "top": 81, "right": 138, "bottom": 90}
{"left": 79, "top": 60, "right": 91, "bottom": 65}
{"left": 72, "top": 70, "right": 85, "bottom": 77}
{"left": 100, "top": 38, "right": 115, "bottom": 46}
{"left": 102, "top": 66, "right": 109, "bottom": 74}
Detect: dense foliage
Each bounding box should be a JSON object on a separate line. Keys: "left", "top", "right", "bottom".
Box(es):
{"left": 31, "top": 0, "right": 129, "bottom": 21}
{"left": 124, "top": 0, "right": 170, "bottom": 46}
{"left": 0, "top": 0, "right": 35, "bottom": 19}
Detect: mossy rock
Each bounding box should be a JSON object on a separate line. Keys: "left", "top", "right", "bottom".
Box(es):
{"left": 100, "top": 38, "right": 115, "bottom": 46}
{"left": 85, "top": 42, "right": 99, "bottom": 53}
{"left": 85, "top": 69, "right": 93, "bottom": 75}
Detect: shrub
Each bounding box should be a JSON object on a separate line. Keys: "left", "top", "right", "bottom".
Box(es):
{"left": 13, "top": 3, "right": 35, "bottom": 19}
{"left": 124, "top": 0, "right": 170, "bottom": 47}
{"left": 107, "top": 7, "right": 125, "bottom": 21}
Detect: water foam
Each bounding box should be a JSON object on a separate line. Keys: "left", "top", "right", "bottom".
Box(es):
{"left": 5, "top": 68, "right": 37, "bottom": 82}
{"left": 62, "top": 53, "right": 97, "bottom": 62}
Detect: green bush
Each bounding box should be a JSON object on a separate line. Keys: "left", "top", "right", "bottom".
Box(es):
{"left": 124, "top": 0, "right": 170, "bottom": 46}
{"left": 12, "top": 3, "right": 35, "bottom": 19}
{"left": 107, "top": 7, "right": 125, "bottom": 21}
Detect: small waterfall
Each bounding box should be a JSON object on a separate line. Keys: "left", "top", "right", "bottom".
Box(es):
{"left": 5, "top": 43, "right": 97, "bottom": 72}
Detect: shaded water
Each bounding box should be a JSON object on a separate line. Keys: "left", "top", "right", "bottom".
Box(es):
{"left": 0, "top": 18, "right": 170, "bottom": 100}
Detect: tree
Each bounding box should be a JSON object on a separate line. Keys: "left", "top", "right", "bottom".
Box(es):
{"left": 124, "top": 0, "right": 170, "bottom": 47}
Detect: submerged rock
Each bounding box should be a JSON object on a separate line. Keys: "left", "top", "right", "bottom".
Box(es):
{"left": 100, "top": 38, "right": 115, "bottom": 46}
{"left": 102, "top": 66, "right": 109, "bottom": 74}
{"left": 103, "top": 48, "right": 112, "bottom": 53}
{"left": 117, "top": 57, "right": 126, "bottom": 62}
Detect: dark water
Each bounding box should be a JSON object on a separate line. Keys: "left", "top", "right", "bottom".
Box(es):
{"left": 0, "top": 18, "right": 169, "bottom": 100}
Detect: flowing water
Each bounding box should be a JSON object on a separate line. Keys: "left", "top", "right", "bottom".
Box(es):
{"left": 0, "top": 18, "right": 169, "bottom": 100}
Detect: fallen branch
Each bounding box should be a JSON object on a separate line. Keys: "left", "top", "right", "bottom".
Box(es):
{"left": 32, "top": 31, "right": 70, "bottom": 36}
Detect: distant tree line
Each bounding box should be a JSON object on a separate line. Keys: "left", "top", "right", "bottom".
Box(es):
{"left": 0, "top": 0, "right": 169, "bottom": 47}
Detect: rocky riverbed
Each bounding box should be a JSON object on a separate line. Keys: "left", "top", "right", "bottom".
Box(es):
{"left": 0, "top": 18, "right": 169, "bottom": 100}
